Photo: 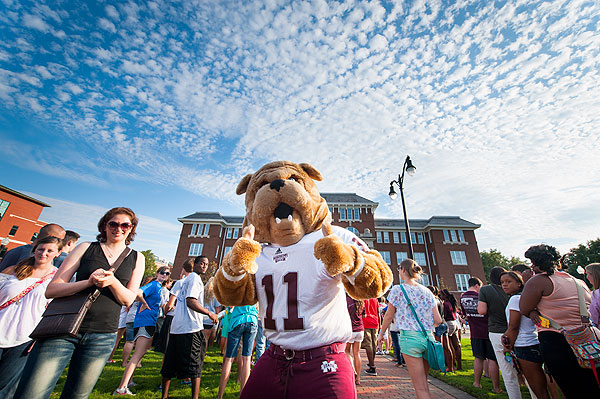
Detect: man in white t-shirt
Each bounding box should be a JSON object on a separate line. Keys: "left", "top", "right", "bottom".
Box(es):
{"left": 160, "top": 256, "right": 217, "bottom": 399}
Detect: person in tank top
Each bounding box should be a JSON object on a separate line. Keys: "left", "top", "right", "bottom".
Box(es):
{"left": 14, "top": 207, "right": 145, "bottom": 399}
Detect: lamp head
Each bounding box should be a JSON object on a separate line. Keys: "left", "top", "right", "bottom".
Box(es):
{"left": 388, "top": 183, "right": 398, "bottom": 200}
{"left": 405, "top": 157, "right": 416, "bottom": 176}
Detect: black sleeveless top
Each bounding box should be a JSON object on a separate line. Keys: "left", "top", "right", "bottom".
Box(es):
{"left": 76, "top": 242, "right": 137, "bottom": 332}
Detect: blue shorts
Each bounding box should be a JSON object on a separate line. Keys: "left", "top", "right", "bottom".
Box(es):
{"left": 225, "top": 322, "right": 257, "bottom": 358}
{"left": 399, "top": 330, "right": 433, "bottom": 358}
{"left": 125, "top": 322, "right": 135, "bottom": 342}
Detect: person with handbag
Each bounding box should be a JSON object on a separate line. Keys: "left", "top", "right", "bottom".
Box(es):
{"left": 14, "top": 207, "right": 145, "bottom": 399}
{"left": 520, "top": 244, "right": 600, "bottom": 398}
{"left": 586, "top": 263, "right": 600, "bottom": 326}
{"left": 378, "top": 259, "right": 443, "bottom": 399}
{"left": 0, "top": 236, "right": 63, "bottom": 399}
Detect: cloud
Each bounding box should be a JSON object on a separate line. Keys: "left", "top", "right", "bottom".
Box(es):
{"left": 2, "top": 0, "right": 599, "bottom": 261}
{"left": 22, "top": 14, "right": 51, "bottom": 32}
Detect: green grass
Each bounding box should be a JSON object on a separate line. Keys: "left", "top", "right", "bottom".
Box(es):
{"left": 427, "top": 338, "right": 532, "bottom": 399}
{"left": 50, "top": 345, "right": 241, "bottom": 398}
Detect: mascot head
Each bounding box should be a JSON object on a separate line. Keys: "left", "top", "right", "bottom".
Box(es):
{"left": 236, "top": 161, "right": 331, "bottom": 247}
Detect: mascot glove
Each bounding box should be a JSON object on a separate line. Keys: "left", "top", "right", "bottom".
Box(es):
{"left": 222, "top": 237, "right": 262, "bottom": 278}
{"left": 314, "top": 234, "right": 361, "bottom": 277}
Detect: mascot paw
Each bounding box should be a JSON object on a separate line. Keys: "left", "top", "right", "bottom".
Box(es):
{"left": 314, "top": 223, "right": 356, "bottom": 276}
{"left": 225, "top": 225, "right": 262, "bottom": 276}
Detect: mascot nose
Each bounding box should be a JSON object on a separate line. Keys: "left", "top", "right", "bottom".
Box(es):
{"left": 270, "top": 179, "right": 285, "bottom": 192}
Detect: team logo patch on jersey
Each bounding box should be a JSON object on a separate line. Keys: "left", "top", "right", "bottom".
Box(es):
{"left": 273, "top": 248, "right": 288, "bottom": 263}
{"left": 321, "top": 360, "right": 338, "bottom": 373}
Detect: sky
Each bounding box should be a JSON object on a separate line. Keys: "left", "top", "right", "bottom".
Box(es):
{"left": 1, "top": 0, "right": 599, "bottom": 263}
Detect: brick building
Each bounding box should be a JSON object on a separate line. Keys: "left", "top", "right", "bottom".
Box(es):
{"left": 0, "top": 185, "right": 50, "bottom": 259}
{"left": 173, "top": 193, "right": 485, "bottom": 295}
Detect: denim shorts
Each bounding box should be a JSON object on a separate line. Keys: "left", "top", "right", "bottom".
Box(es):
{"left": 399, "top": 330, "right": 433, "bottom": 358}
{"left": 226, "top": 322, "right": 258, "bottom": 358}
{"left": 515, "top": 344, "right": 543, "bottom": 364}
{"left": 125, "top": 322, "right": 135, "bottom": 341}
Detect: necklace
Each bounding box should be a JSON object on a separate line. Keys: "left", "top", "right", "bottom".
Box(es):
{"left": 102, "top": 243, "right": 115, "bottom": 258}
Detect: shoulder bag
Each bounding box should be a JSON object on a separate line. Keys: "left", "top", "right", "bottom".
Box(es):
{"left": 400, "top": 284, "right": 446, "bottom": 371}
{"left": 0, "top": 269, "right": 56, "bottom": 311}
{"left": 30, "top": 247, "right": 132, "bottom": 339}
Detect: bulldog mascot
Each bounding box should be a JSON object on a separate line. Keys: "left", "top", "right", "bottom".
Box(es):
{"left": 214, "top": 161, "right": 392, "bottom": 399}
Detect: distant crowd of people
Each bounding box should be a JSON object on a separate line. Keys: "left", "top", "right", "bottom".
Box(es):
{"left": 1, "top": 208, "right": 599, "bottom": 399}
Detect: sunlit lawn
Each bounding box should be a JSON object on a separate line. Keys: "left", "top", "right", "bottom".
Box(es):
{"left": 50, "top": 344, "right": 239, "bottom": 398}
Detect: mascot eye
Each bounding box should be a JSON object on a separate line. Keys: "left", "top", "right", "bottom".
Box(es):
{"left": 288, "top": 176, "right": 298, "bottom": 182}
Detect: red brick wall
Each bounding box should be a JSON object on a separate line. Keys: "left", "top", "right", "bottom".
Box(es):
{"left": 0, "top": 190, "right": 45, "bottom": 252}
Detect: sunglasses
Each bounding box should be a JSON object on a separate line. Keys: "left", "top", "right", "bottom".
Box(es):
{"left": 107, "top": 221, "right": 133, "bottom": 231}
{"left": 158, "top": 271, "right": 170, "bottom": 276}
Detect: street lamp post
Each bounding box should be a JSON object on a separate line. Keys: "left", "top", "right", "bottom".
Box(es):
{"left": 388, "top": 155, "right": 416, "bottom": 260}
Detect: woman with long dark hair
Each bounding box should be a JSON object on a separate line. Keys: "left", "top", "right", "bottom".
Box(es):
{"left": 520, "top": 244, "right": 599, "bottom": 398}
{"left": 0, "top": 236, "right": 63, "bottom": 398}
{"left": 440, "top": 289, "right": 462, "bottom": 371}
{"left": 15, "top": 207, "right": 145, "bottom": 399}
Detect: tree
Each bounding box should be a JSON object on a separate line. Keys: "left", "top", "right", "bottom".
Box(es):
{"left": 562, "top": 238, "right": 600, "bottom": 280}
{"left": 140, "top": 249, "right": 158, "bottom": 277}
{"left": 479, "top": 249, "right": 525, "bottom": 283}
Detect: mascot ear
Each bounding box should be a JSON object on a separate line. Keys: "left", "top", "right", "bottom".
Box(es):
{"left": 299, "top": 163, "right": 323, "bottom": 181}
{"left": 236, "top": 174, "right": 253, "bottom": 195}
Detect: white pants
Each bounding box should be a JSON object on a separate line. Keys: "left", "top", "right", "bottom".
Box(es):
{"left": 489, "top": 332, "right": 522, "bottom": 399}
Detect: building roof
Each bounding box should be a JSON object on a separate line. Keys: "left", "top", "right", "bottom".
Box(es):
{"left": 178, "top": 212, "right": 244, "bottom": 225}
{"left": 375, "top": 216, "right": 480, "bottom": 230}
{"left": 0, "top": 184, "right": 51, "bottom": 207}
{"left": 321, "top": 193, "right": 378, "bottom": 206}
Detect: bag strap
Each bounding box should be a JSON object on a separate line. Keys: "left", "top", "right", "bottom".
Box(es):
{"left": 573, "top": 277, "right": 591, "bottom": 324}
{"left": 0, "top": 269, "right": 57, "bottom": 310}
{"left": 90, "top": 247, "right": 132, "bottom": 301}
{"left": 400, "top": 284, "right": 429, "bottom": 339}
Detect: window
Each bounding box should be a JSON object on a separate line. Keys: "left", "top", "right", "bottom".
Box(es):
{"left": 376, "top": 231, "right": 382, "bottom": 243}
{"left": 8, "top": 225, "right": 18, "bottom": 236}
{"left": 0, "top": 199, "right": 9, "bottom": 221}
{"left": 420, "top": 274, "right": 430, "bottom": 286}
{"left": 443, "top": 230, "right": 450, "bottom": 241}
{"left": 189, "top": 243, "right": 203, "bottom": 256}
{"left": 400, "top": 232, "right": 407, "bottom": 244}
{"left": 417, "top": 233, "right": 424, "bottom": 244}
{"left": 380, "top": 251, "right": 391, "bottom": 264}
{"left": 410, "top": 232, "right": 416, "bottom": 244}
{"left": 414, "top": 252, "right": 427, "bottom": 266}
{"left": 450, "top": 251, "right": 468, "bottom": 265}
{"left": 432, "top": 251, "right": 436, "bottom": 266}
{"left": 232, "top": 228, "right": 239, "bottom": 239}
{"left": 396, "top": 252, "right": 408, "bottom": 264}
{"left": 224, "top": 246, "right": 233, "bottom": 256}
{"left": 346, "top": 226, "right": 359, "bottom": 234}
{"left": 458, "top": 230, "right": 465, "bottom": 242}
{"left": 216, "top": 245, "right": 219, "bottom": 257}
{"left": 383, "top": 231, "right": 389, "bottom": 243}
{"left": 191, "top": 223, "right": 209, "bottom": 236}
{"left": 450, "top": 230, "right": 457, "bottom": 242}
{"left": 455, "top": 274, "right": 471, "bottom": 291}
{"left": 392, "top": 231, "right": 399, "bottom": 243}
{"left": 30, "top": 232, "right": 38, "bottom": 242}
{"left": 429, "top": 232, "right": 432, "bottom": 243}
{"left": 354, "top": 209, "right": 360, "bottom": 220}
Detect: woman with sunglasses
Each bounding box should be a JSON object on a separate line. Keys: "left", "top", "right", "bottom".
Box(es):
{"left": 114, "top": 266, "right": 170, "bottom": 394}
{"left": 15, "top": 207, "right": 145, "bottom": 399}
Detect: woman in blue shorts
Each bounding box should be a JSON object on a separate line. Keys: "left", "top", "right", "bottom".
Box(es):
{"left": 114, "top": 266, "right": 170, "bottom": 395}
{"left": 379, "top": 259, "right": 443, "bottom": 399}
{"left": 217, "top": 305, "right": 258, "bottom": 399}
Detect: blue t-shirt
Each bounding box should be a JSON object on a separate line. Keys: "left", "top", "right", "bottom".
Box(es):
{"left": 134, "top": 280, "right": 162, "bottom": 328}
{"left": 229, "top": 305, "right": 259, "bottom": 332}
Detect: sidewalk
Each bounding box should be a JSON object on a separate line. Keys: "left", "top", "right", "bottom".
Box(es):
{"left": 356, "top": 351, "right": 475, "bottom": 399}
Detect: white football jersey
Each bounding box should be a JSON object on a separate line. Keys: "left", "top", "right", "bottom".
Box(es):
{"left": 255, "top": 226, "right": 368, "bottom": 350}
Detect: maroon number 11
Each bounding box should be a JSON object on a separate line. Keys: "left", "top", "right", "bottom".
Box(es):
{"left": 261, "top": 272, "right": 305, "bottom": 331}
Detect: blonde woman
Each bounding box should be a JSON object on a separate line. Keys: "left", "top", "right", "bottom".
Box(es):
{"left": 379, "top": 259, "right": 443, "bottom": 399}
{"left": 0, "top": 236, "right": 63, "bottom": 398}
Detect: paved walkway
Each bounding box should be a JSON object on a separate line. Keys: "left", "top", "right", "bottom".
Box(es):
{"left": 356, "top": 351, "right": 475, "bottom": 399}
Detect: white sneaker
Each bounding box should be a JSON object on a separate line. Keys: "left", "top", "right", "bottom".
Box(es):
{"left": 113, "top": 387, "right": 135, "bottom": 396}
{"left": 375, "top": 350, "right": 384, "bottom": 355}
